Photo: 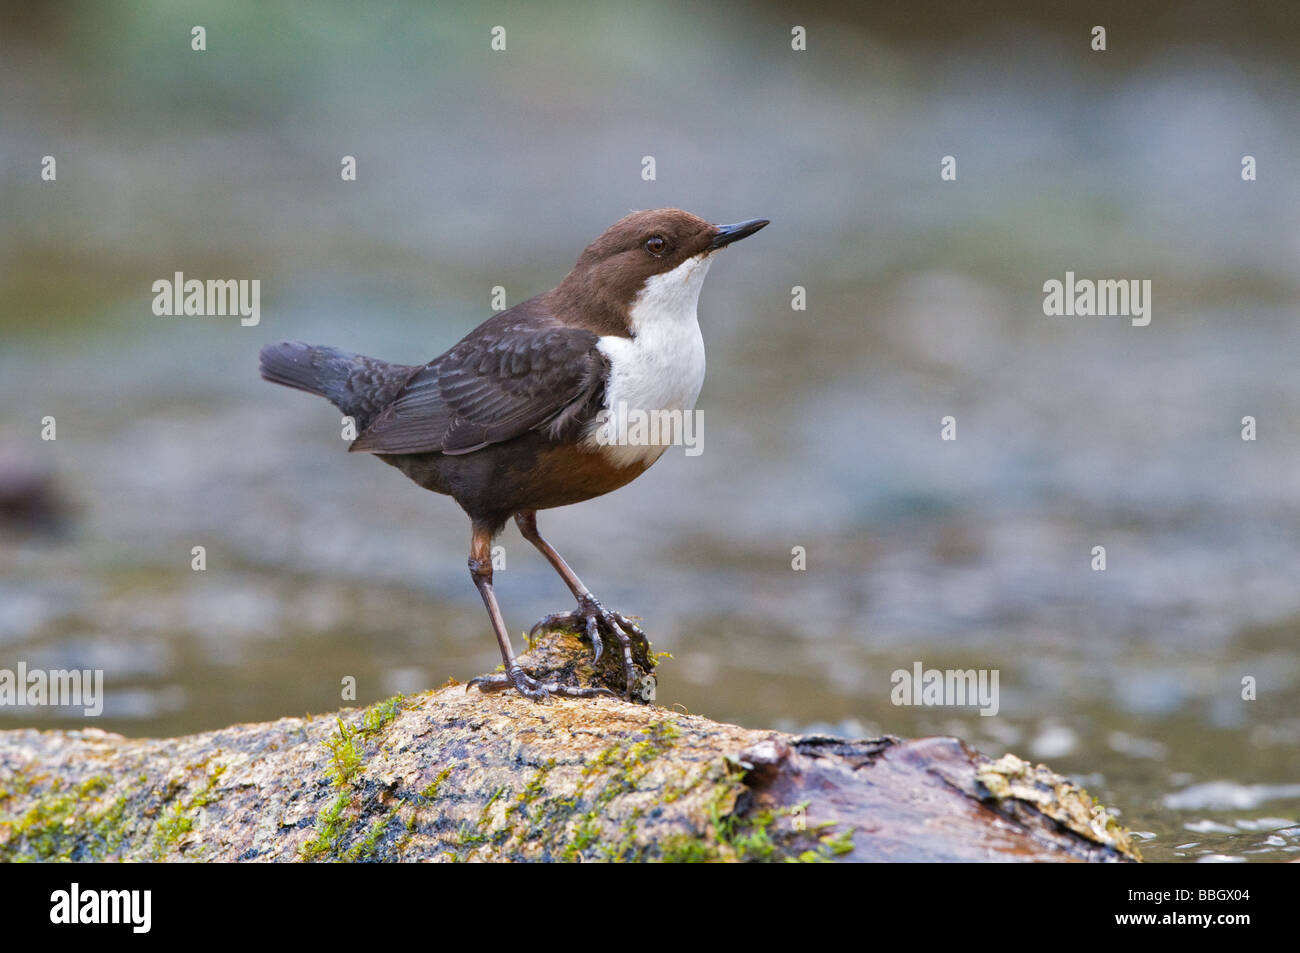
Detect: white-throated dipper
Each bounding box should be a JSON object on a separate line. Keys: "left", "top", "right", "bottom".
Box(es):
{"left": 259, "top": 209, "right": 768, "bottom": 700}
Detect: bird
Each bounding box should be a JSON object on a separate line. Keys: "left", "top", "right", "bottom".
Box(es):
{"left": 258, "top": 208, "right": 768, "bottom": 701}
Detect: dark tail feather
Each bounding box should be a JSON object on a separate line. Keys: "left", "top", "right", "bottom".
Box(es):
{"left": 258, "top": 341, "right": 334, "bottom": 397}
{"left": 259, "top": 341, "right": 417, "bottom": 432}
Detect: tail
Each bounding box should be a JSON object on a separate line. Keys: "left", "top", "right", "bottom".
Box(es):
{"left": 259, "top": 341, "right": 417, "bottom": 433}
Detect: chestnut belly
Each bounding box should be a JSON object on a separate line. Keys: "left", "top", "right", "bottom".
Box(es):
{"left": 375, "top": 430, "right": 658, "bottom": 526}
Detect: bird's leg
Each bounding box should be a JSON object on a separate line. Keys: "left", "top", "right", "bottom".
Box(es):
{"left": 464, "top": 523, "right": 612, "bottom": 702}
{"left": 515, "top": 510, "right": 652, "bottom": 697}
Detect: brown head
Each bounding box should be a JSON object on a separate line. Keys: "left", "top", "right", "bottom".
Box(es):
{"left": 551, "top": 209, "right": 768, "bottom": 335}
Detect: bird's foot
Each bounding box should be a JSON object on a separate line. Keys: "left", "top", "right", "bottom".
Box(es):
{"left": 466, "top": 664, "right": 614, "bottom": 703}
{"left": 529, "top": 597, "right": 654, "bottom": 699}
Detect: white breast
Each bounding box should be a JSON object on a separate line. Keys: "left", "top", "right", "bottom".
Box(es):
{"left": 585, "top": 253, "right": 711, "bottom": 468}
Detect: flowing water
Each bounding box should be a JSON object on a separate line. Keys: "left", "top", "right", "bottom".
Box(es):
{"left": 2, "top": 2, "right": 1298, "bottom": 862}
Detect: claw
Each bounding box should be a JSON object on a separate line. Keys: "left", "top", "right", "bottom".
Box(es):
{"left": 466, "top": 675, "right": 499, "bottom": 694}
{"left": 466, "top": 665, "right": 614, "bottom": 702}
{"left": 585, "top": 615, "right": 604, "bottom": 665}
{"left": 529, "top": 610, "right": 578, "bottom": 640}
{"left": 524, "top": 598, "right": 654, "bottom": 701}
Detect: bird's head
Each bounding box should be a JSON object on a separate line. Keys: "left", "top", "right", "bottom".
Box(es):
{"left": 557, "top": 209, "right": 768, "bottom": 333}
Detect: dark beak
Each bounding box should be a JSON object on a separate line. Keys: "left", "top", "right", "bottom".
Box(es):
{"left": 710, "top": 218, "right": 770, "bottom": 250}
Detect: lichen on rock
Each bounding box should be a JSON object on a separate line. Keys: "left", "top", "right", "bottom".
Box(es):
{"left": 0, "top": 631, "right": 1140, "bottom": 863}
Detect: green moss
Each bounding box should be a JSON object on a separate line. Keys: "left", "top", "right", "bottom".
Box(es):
{"left": 302, "top": 696, "right": 410, "bottom": 862}
{"left": 456, "top": 819, "right": 489, "bottom": 850}
{"left": 729, "top": 814, "right": 779, "bottom": 860}
{"left": 302, "top": 712, "right": 852, "bottom": 865}
{"left": 597, "top": 807, "right": 646, "bottom": 862}
{"left": 9, "top": 773, "right": 36, "bottom": 798}
{"left": 454, "top": 784, "right": 510, "bottom": 856}
{"left": 359, "top": 694, "right": 405, "bottom": 739}
{"left": 419, "top": 763, "right": 457, "bottom": 800}
{"left": 819, "top": 829, "right": 855, "bottom": 856}
{"left": 325, "top": 718, "right": 363, "bottom": 787}
{"left": 657, "top": 784, "right": 856, "bottom": 863}
{"left": 343, "top": 813, "right": 392, "bottom": 862}
{"left": 151, "top": 762, "right": 226, "bottom": 859}
{"left": 560, "top": 812, "right": 600, "bottom": 861}
{"left": 189, "top": 764, "right": 226, "bottom": 808}
{"left": 481, "top": 785, "right": 506, "bottom": 815}
{"left": 657, "top": 833, "right": 716, "bottom": 862}
{"left": 0, "top": 773, "right": 126, "bottom": 862}
{"left": 75, "top": 776, "right": 110, "bottom": 799}
{"left": 322, "top": 696, "right": 405, "bottom": 790}
{"left": 431, "top": 719, "right": 688, "bottom": 861}
{"left": 90, "top": 796, "right": 131, "bottom": 855}
{"left": 301, "top": 792, "right": 350, "bottom": 861}
{"left": 153, "top": 806, "right": 194, "bottom": 852}
{"left": 546, "top": 720, "right": 684, "bottom": 862}
{"left": 505, "top": 760, "right": 554, "bottom": 824}
{"left": 793, "top": 849, "right": 828, "bottom": 863}
{"left": 5, "top": 791, "right": 81, "bottom": 860}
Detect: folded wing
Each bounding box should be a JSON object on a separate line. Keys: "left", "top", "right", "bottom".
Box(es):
{"left": 349, "top": 324, "right": 608, "bottom": 455}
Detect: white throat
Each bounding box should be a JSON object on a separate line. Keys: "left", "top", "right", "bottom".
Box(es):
{"left": 585, "top": 253, "right": 711, "bottom": 467}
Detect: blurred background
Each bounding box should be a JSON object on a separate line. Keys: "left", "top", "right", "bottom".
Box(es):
{"left": 2, "top": 1, "right": 1299, "bottom": 862}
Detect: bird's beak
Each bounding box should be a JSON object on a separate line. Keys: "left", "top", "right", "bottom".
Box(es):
{"left": 710, "top": 218, "right": 770, "bottom": 250}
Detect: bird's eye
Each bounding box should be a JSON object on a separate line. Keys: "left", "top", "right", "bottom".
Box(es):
{"left": 644, "top": 236, "right": 667, "bottom": 256}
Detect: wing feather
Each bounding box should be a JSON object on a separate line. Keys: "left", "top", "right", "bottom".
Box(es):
{"left": 349, "top": 320, "right": 607, "bottom": 455}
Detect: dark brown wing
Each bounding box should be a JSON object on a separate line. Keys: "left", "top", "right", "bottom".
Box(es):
{"left": 349, "top": 319, "right": 607, "bottom": 455}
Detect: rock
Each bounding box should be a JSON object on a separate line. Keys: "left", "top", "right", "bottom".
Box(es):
{"left": 0, "top": 631, "right": 1139, "bottom": 862}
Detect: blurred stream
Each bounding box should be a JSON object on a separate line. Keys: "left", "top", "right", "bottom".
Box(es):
{"left": 2, "top": 1, "right": 1298, "bottom": 861}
